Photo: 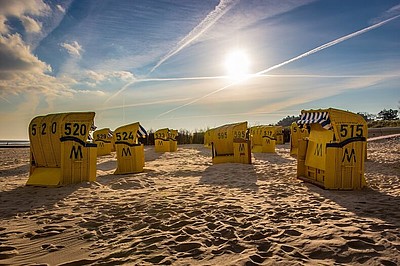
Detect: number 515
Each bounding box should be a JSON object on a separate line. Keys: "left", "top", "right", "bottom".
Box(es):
{"left": 339, "top": 124, "right": 363, "bottom": 138}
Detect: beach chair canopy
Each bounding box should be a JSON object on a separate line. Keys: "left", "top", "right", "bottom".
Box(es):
{"left": 114, "top": 122, "right": 147, "bottom": 145}
{"left": 297, "top": 108, "right": 367, "bottom": 142}
{"left": 298, "top": 110, "right": 331, "bottom": 129}
{"left": 155, "top": 128, "right": 177, "bottom": 141}
{"left": 137, "top": 124, "right": 148, "bottom": 139}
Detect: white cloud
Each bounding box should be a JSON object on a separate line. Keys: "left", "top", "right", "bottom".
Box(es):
{"left": 0, "top": 0, "right": 50, "bottom": 34}
{"left": 20, "top": 15, "right": 42, "bottom": 33}
{"left": 56, "top": 5, "right": 66, "bottom": 13}
{"left": 84, "top": 70, "right": 135, "bottom": 84}
{"left": 0, "top": 72, "right": 73, "bottom": 98}
{"left": 86, "top": 70, "right": 135, "bottom": 82}
{"left": 250, "top": 70, "right": 400, "bottom": 115}
{"left": 0, "top": 33, "right": 51, "bottom": 74}
{"left": 72, "top": 89, "right": 106, "bottom": 96}
{"left": 150, "top": 0, "right": 239, "bottom": 73}
{"left": 61, "top": 41, "right": 83, "bottom": 57}
{"left": 0, "top": 15, "right": 7, "bottom": 34}
{"left": 372, "top": 3, "right": 400, "bottom": 23}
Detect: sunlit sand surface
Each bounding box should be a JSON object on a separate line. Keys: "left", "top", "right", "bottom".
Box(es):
{"left": 0, "top": 139, "right": 399, "bottom": 265}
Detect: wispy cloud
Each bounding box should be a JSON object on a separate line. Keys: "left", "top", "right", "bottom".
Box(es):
{"left": 97, "top": 98, "right": 191, "bottom": 111}
{"left": 104, "top": 80, "right": 136, "bottom": 103}
{"left": 371, "top": 3, "right": 400, "bottom": 23}
{"left": 157, "top": 13, "right": 400, "bottom": 117}
{"left": 150, "top": 0, "right": 239, "bottom": 73}
{"left": 251, "top": 71, "right": 400, "bottom": 115}
{"left": 56, "top": 4, "right": 66, "bottom": 13}
{"left": 0, "top": 33, "right": 51, "bottom": 77}
{"left": 20, "top": 15, "right": 42, "bottom": 33}
{"left": 61, "top": 41, "right": 83, "bottom": 57}
{"left": 255, "top": 14, "right": 400, "bottom": 76}
{"left": 0, "top": 0, "right": 50, "bottom": 34}
{"left": 85, "top": 70, "right": 135, "bottom": 84}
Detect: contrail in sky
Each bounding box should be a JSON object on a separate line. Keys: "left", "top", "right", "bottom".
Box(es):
{"left": 255, "top": 14, "right": 400, "bottom": 76}
{"left": 106, "top": 0, "right": 237, "bottom": 104}
{"left": 149, "top": 0, "right": 238, "bottom": 74}
{"left": 104, "top": 81, "right": 134, "bottom": 103}
{"left": 0, "top": 95, "right": 11, "bottom": 103}
{"left": 97, "top": 98, "right": 190, "bottom": 111}
{"left": 157, "top": 14, "right": 400, "bottom": 118}
{"left": 103, "top": 73, "right": 396, "bottom": 110}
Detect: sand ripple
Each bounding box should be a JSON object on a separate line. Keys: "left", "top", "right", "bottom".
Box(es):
{"left": 0, "top": 140, "right": 399, "bottom": 265}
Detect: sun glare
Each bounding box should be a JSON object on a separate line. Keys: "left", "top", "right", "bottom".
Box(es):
{"left": 224, "top": 49, "right": 250, "bottom": 81}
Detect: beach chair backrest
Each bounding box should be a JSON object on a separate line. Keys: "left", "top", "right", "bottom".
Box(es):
{"left": 93, "top": 128, "right": 113, "bottom": 156}
{"left": 28, "top": 112, "right": 96, "bottom": 186}
{"left": 114, "top": 122, "right": 146, "bottom": 174}
{"left": 297, "top": 108, "right": 367, "bottom": 189}
{"left": 212, "top": 121, "right": 248, "bottom": 156}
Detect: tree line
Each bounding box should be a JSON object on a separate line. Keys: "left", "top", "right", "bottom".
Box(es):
{"left": 140, "top": 108, "right": 399, "bottom": 145}
{"left": 275, "top": 108, "right": 399, "bottom": 128}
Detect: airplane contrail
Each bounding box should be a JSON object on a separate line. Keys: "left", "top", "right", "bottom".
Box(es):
{"left": 104, "top": 80, "right": 136, "bottom": 104}
{"left": 0, "top": 95, "right": 11, "bottom": 103}
{"left": 157, "top": 14, "right": 400, "bottom": 118}
{"left": 104, "top": 73, "right": 394, "bottom": 104}
{"left": 138, "top": 73, "right": 398, "bottom": 82}
{"left": 255, "top": 14, "right": 400, "bottom": 76}
{"left": 106, "top": 0, "right": 238, "bottom": 104}
{"left": 149, "top": 0, "right": 239, "bottom": 74}
{"left": 96, "top": 98, "right": 190, "bottom": 111}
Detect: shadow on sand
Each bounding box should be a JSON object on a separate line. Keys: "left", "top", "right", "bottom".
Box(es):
{"left": 0, "top": 164, "right": 30, "bottom": 178}
{"left": 252, "top": 152, "right": 294, "bottom": 164}
{"left": 0, "top": 183, "right": 80, "bottom": 219}
{"left": 305, "top": 183, "right": 400, "bottom": 227}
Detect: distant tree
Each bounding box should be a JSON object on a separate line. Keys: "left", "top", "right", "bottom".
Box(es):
{"left": 146, "top": 129, "right": 154, "bottom": 145}
{"left": 377, "top": 109, "right": 399, "bottom": 120}
{"left": 357, "top": 112, "right": 375, "bottom": 122}
{"left": 177, "top": 129, "right": 191, "bottom": 144}
{"left": 192, "top": 131, "right": 205, "bottom": 144}
{"left": 276, "top": 115, "right": 301, "bottom": 127}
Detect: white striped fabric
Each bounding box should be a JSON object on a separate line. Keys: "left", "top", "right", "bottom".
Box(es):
{"left": 298, "top": 112, "right": 331, "bottom": 129}
{"left": 137, "top": 125, "right": 147, "bottom": 138}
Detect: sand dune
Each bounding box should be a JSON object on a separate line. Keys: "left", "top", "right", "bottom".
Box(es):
{"left": 0, "top": 139, "right": 399, "bottom": 265}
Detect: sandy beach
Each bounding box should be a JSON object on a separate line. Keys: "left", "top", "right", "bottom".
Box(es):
{"left": 0, "top": 138, "right": 399, "bottom": 265}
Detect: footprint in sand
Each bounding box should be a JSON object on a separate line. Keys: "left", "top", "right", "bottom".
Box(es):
{"left": 283, "top": 229, "right": 302, "bottom": 237}
{"left": 281, "top": 245, "right": 295, "bottom": 253}
{"left": 29, "top": 226, "right": 67, "bottom": 240}
{"left": 249, "top": 254, "right": 266, "bottom": 264}
{"left": 41, "top": 243, "right": 65, "bottom": 252}
{"left": 174, "top": 242, "right": 204, "bottom": 258}
{"left": 308, "top": 246, "right": 335, "bottom": 259}
{"left": 0, "top": 245, "right": 18, "bottom": 260}
{"left": 346, "top": 239, "right": 385, "bottom": 251}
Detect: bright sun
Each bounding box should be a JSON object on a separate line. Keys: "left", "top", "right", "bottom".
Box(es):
{"left": 224, "top": 49, "right": 250, "bottom": 81}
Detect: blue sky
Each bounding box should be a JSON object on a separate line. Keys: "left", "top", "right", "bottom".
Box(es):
{"left": 0, "top": 0, "right": 399, "bottom": 139}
